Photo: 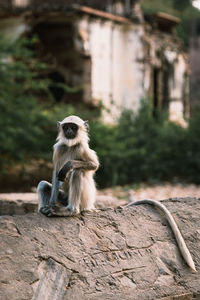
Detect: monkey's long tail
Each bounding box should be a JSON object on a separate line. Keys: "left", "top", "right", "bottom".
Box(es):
{"left": 125, "top": 199, "right": 196, "bottom": 271}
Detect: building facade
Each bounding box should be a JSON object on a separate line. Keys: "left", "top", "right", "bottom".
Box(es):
{"left": 0, "top": 0, "right": 189, "bottom": 125}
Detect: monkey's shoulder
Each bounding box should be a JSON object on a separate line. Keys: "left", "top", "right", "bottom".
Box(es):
{"left": 54, "top": 142, "right": 97, "bottom": 161}
{"left": 54, "top": 142, "right": 68, "bottom": 155}
{"left": 79, "top": 143, "right": 95, "bottom": 154}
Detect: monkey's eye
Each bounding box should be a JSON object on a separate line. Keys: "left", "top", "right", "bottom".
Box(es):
{"left": 70, "top": 124, "right": 78, "bottom": 131}
{"left": 62, "top": 123, "right": 78, "bottom": 132}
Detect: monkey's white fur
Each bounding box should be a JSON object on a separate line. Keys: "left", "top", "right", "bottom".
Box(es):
{"left": 37, "top": 115, "right": 99, "bottom": 216}
{"left": 57, "top": 115, "right": 89, "bottom": 147}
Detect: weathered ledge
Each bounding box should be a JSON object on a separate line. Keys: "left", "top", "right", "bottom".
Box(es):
{"left": 0, "top": 193, "right": 126, "bottom": 215}
{"left": 0, "top": 197, "right": 200, "bottom": 300}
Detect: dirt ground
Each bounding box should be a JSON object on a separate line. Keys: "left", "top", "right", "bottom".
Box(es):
{"left": 98, "top": 182, "right": 200, "bottom": 202}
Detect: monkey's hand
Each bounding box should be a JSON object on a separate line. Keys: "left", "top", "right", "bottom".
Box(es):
{"left": 58, "top": 161, "right": 73, "bottom": 181}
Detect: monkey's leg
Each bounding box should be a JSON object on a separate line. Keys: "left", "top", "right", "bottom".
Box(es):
{"left": 67, "top": 169, "right": 83, "bottom": 214}
{"left": 58, "top": 163, "right": 96, "bottom": 212}
{"left": 37, "top": 180, "right": 68, "bottom": 216}
{"left": 37, "top": 181, "right": 51, "bottom": 211}
{"left": 49, "top": 169, "right": 83, "bottom": 216}
{"left": 80, "top": 174, "right": 96, "bottom": 211}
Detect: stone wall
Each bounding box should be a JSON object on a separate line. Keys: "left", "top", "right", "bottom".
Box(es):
{"left": 0, "top": 197, "right": 200, "bottom": 299}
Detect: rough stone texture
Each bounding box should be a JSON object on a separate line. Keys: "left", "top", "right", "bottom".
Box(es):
{"left": 0, "top": 193, "right": 126, "bottom": 215}
{"left": 0, "top": 193, "right": 38, "bottom": 215}
{"left": 0, "top": 198, "right": 200, "bottom": 300}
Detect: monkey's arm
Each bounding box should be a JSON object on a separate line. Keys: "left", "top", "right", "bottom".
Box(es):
{"left": 73, "top": 159, "right": 98, "bottom": 170}
{"left": 79, "top": 147, "right": 99, "bottom": 170}
{"left": 74, "top": 147, "right": 99, "bottom": 170}
{"left": 49, "top": 143, "right": 66, "bottom": 205}
{"left": 58, "top": 149, "right": 99, "bottom": 181}
{"left": 49, "top": 170, "right": 60, "bottom": 206}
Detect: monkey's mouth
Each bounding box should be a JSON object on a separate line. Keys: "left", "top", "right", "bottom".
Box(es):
{"left": 64, "top": 133, "right": 76, "bottom": 139}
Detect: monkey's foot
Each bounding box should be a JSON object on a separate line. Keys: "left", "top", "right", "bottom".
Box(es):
{"left": 60, "top": 204, "right": 80, "bottom": 216}
{"left": 39, "top": 205, "right": 60, "bottom": 217}
{"left": 39, "top": 204, "right": 79, "bottom": 217}
{"left": 81, "top": 207, "right": 96, "bottom": 213}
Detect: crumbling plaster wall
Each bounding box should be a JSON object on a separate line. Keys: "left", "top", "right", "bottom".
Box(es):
{"left": 143, "top": 31, "right": 189, "bottom": 126}
{"left": 0, "top": 11, "right": 190, "bottom": 125}
{"left": 77, "top": 16, "right": 146, "bottom": 123}
{"left": 169, "top": 53, "right": 189, "bottom": 126}
{"left": 77, "top": 15, "right": 189, "bottom": 124}
{"left": 0, "top": 16, "right": 28, "bottom": 40}
{"left": 190, "top": 36, "right": 200, "bottom": 112}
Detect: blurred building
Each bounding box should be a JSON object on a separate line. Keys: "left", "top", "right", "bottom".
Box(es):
{"left": 190, "top": 19, "right": 200, "bottom": 114}
{"left": 0, "top": 0, "right": 189, "bottom": 125}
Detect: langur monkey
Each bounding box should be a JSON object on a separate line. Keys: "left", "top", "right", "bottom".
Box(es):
{"left": 37, "top": 115, "right": 196, "bottom": 271}
{"left": 37, "top": 115, "right": 99, "bottom": 217}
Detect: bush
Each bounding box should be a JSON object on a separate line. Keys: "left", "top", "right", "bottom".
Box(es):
{"left": 0, "top": 35, "right": 78, "bottom": 167}
{"left": 91, "top": 103, "right": 200, "bottom": 188}
{"left": 0, "top": 35, "right": 50, "bottom": 167}
{"left": 1, "top": 34, "right": 200, "bottom": 188}
{"left": 184, "top": 114, "right": 200, "bottom": 183}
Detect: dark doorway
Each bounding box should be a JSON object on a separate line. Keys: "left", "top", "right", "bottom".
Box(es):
{"left": 153, "top": 67, "right": 159, "bottom": 117}
{"left": 49, "top": 71, "right": 65, "bottom": 102}
{"left": 162, "top": 66, "right": 170, "bottom": 110}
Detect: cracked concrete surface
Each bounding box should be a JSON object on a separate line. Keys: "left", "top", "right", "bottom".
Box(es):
{"left": 0, "top": 198, "right": 200, "bottom": 299}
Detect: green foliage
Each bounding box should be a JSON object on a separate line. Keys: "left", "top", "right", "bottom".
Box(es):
{"left": 184, "top": 113, "right": 200, "bottom": 183}
{"left": 0, "top": 35, "right": 76, "bottom": 167}
{"left": 1, "top": 34, "right": 200, "bottom": 188}
{"left": 0, "top": 34, "right": 102, "bottom": 170}
{"left": 141, "top": 0, "right": 175, "bottom": 15}
{"left": 91, "top": 103, "right": 200, "bottom": 187}
{"left": 0, "top": 35, "right": 46, "bottom": 166}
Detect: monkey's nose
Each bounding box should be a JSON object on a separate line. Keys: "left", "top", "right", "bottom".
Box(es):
{"left": 67, "top": 129, "right": 72, "bottom": 134}
{"left": 66, "top": 129, "right": 75, "bottom": 138}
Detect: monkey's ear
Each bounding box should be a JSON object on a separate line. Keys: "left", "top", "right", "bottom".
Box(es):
{"left": 84, "top": 120, "right": 89, "bottom": 132}
{"left": 57, "top": 121, "right": 61, "bottom": 129}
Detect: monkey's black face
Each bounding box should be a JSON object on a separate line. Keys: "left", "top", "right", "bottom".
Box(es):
{"left": 62, "top": 123, "right": 78, "bottom": 139}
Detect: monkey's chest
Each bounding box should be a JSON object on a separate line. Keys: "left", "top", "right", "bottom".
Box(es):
{"left": 61, "top": 152, "right": 81, "bottom": 167}
{"left": 58, "top": 144, "right": 84, "bottom": 170}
